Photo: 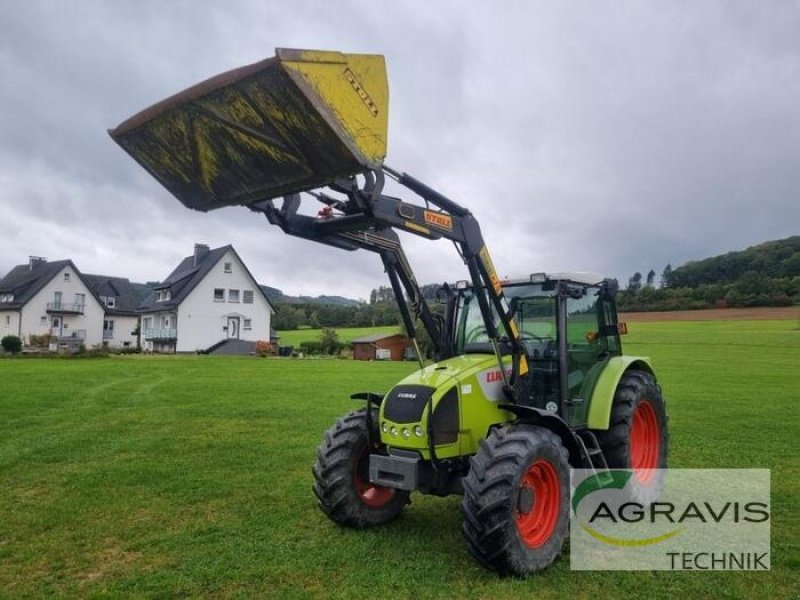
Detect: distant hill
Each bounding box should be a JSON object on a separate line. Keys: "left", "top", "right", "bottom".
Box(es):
{"left": 259, "top": 285, "right": 362, "bottom": 307}
{"left": 619, "top": 235, "right": 800, "bottom": 311}
{"left": 130, "top": 282, "right": 156, "bottom": 303}
{"left": 668, "top": 236, "right": 800, "bottom": 288}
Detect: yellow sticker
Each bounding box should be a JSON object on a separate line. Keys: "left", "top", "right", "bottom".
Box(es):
{"left": 479, "top": 246, "right": 502, "bottom": 295}
{"left": 404, "top": 221, "right": 431, "bottom": 236}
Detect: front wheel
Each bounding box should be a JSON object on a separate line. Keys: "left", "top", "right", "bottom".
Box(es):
{"left": 461, "top": 425, "right": 570, "bottom": 576}
{"left": 312, "top": 408, "right": 410, "bottom": 528}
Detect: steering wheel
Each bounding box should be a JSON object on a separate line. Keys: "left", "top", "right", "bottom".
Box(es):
{"left": 465, "top": 328, "right": 488, "bottom": 344}
{"left": 519, "top": 332, "right": 545, "bottom": 344}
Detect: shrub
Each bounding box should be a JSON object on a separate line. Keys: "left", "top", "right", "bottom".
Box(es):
{"left": 1, "top": 335, "right": 22, "bottom": 354}
{"left": 319, "top": 328, "right": 343, "bottom": 355}
{"left": 255, "top": 340, "right": 275, "bottom": 356}
{"left": 299, "top": 340, "right": 323, "bottom": 355}
{"left": 28, "top": 334, "right": 52, "bottom": 348}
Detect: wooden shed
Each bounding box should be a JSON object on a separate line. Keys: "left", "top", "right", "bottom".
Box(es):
{"left": 351, "top": 333, "right": 410, "bottom": 361}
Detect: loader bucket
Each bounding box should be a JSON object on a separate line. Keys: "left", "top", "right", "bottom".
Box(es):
{"left": 109, "top": 48, "right": 388, "bottom": 211}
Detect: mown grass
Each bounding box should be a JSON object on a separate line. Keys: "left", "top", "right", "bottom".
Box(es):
{"left": 276, "top": 325, "right": 400, "bottom": 348}
{"left": 0, "top": 320, "right": 797, "bottom": 598}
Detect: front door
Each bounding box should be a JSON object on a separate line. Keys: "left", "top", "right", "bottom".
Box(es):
{"left": 51, "top": 316, "right": 63, "bottom": 337}
{"left": 227, "top": 317, "right": 240, "bottom": 339}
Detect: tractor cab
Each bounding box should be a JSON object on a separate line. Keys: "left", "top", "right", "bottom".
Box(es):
{"left": 449, "top": 272, "right": 624, "bottom": 426}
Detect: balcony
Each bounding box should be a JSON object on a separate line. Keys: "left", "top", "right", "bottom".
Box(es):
{"left": 144, "top": 328, "right": 177, "bottom": 341}
{"left": 54, "top": 329, "right": 86, "bottom": 341}
{"left": 47, "top": 302, "right": 85, "bottom": 314}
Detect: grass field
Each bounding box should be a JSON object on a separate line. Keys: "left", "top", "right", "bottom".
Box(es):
{"left": 276, "top": 325, "right": 400, "bottom": 348}
{"left": 0, "top": 319, "right": 798, "bottom": 598}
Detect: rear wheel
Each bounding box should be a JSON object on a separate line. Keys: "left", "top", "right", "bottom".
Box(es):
{"left": 312, "top": 408, "right": 410, "bottom": 528}
{"left": 595, "top": 369, "right": 668, "bottom": 500}
{"left": 461, "top": 425, "right": 570, "bottom": 576}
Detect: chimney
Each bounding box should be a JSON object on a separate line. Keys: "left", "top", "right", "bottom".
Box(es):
{"left": 193, "top": 244, "right": 210, "bottom": 267}
{"left": 28, "top": 256, "right": 47, "bottom": 271}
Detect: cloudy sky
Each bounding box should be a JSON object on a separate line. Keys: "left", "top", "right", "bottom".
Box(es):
{"left": 1, "top": 1, "right": 798, "bottom": 299}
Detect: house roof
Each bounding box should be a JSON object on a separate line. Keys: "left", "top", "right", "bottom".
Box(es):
{"left": 138, "top": 245, "right": 275, "bottom": 313}
{"left": 83, "top": 274, "right": 147, "bottom": 316}
{"left": 0, "top": 259, "right": 88, "bottom": 309}
{"left": 351, "top": 332, "right": 406, "bottom": 344}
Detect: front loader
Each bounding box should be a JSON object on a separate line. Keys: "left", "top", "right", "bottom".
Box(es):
{"left": 110, "top": 48, "right": 668, "bottom": 576}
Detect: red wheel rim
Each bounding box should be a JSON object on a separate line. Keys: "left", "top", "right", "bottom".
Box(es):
{"left": 630, "top": 400, "right": 660, "bottom": 483}
{"left": 516, "top": 459, "right": 561, "bottom": 548}
{"left": 354, "top": 449, "right": 395, "bottom": 508}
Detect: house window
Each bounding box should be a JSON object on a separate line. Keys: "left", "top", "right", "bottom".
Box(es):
{"left": 243, "top": 319, "right": 252, "bottom": 330}
{"left": 157, "top": 290, "right": 170, "bottom": 302}
{"left": 101, "top": 296, "right": 116, "bottom": 308}
{"left": 224, "top": 262, "right": 232, "bottom": 273}
{"left": 40, "top": 316, "right": 47, "bottom": 325}
{"left": 104, "top": 319, "right": 115, "bottom": 338}
{"left": 228, "top": 289, "right": 240, "bottom": 303}
{"left": 75, "top": 293, "right": 85, "bottom": 307}
{"left": 214, "top": 288, "right": 225, "bottom": 302}
{"left": 243, "top": 290, "right": 254, "bottom": 304}
{"left": 64, "top": 273, "right": 70, "bottom": 282}
{"left": 0, "top": 293, "right": 13, "bottom": 302}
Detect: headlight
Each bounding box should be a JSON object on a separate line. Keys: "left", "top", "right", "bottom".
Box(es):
{"left": 381, "top": 422, "right": 388, "bottom": 433}
{"left": 390, "top": 426, "right": 398, "bottom": 437}
{"left": 402, "top": 428, "right": 411, "bottom": 439}
{"left": 414, "top": 425, "right": 424, "bottom": 437}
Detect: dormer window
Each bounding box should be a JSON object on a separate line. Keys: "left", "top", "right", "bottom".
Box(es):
{"left": 224, "top": 262, "right": 232, "bottom": 273}
{"left": 100, "top": 296, "right": 116, "bottom": 308}
{"left": 157, "top": 290, "right": 171, "bottom": 302}
{"left": 0, "top": 293, "right": 13, "bottom": 303}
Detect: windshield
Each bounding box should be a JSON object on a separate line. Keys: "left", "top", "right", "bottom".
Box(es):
{"left": 457, "top": 283, "right": 558, "bottom": 357}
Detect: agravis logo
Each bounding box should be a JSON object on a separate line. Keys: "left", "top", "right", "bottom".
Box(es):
{"left": 570, "top": 469, "right": 771, "bottom": 571}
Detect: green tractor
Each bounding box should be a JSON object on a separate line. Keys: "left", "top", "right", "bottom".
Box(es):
{"left": 110, "top": 48, "right": 668, "bottom": 576}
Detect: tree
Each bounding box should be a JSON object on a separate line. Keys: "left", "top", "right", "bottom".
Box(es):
{"left": 319, "top": 328, "right": 341, "bottom": 355}
{"left": 646, "top": 269, "right": 656, "bottom": 288}
{"left": 628, "top": 272, "right": 642, "bottom": 292}
{"left": 661, "top": 264, "right": 673, "bottom": 288}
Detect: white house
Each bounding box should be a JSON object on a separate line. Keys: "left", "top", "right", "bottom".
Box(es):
{"left": 83, "top": 274, "right": 143, "bottom": 349}
{"left": 0, "top": 257, "right": 106, "bottom": 350}
{"left": 138, "top": 244, "right": 274, "bottom": 353}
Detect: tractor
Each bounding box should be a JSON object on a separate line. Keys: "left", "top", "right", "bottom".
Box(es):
{"left": 110, "top": 48, "right": 668, "bottom": 576}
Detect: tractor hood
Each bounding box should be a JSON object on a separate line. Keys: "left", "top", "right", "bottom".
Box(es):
{"left": 392, "top": 354, "right": 511, "bottom": 401}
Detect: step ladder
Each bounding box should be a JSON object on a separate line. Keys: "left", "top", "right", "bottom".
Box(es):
{"left": 574, "top": 429, "right": 614, "bottom": 486}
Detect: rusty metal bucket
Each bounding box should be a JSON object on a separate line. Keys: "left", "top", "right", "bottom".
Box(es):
{"left": 109, "top": 48, "right": 388, "bottom": 211}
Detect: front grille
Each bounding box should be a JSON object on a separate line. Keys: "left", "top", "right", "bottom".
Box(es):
{"left": 383, "top": 385, "right": 435, "bottom": 424}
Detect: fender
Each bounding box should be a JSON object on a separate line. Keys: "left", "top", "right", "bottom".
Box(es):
{"left": 499, "top": 404, "right": 582, "bottom": 467}
{"left": 585, "top": 356, "right": 654, "bottom": 430}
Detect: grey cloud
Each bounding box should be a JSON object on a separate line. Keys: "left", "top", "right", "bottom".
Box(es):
{"left": 1, "top": 1, "right": 798, "bottom": 295}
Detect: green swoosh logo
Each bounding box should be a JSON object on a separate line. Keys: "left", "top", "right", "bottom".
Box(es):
{"left": 572, "top": 470, "right": 632, "bottom": 513}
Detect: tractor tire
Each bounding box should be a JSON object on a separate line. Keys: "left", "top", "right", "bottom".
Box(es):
{"left": 312, "top": 408, "right": 410, "bottom": 528}
{"left": 594, "top": 369, "right": 669, "bottom": 502}
{"left": 461, "top": 424, "right": 570, "bottom": 576}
